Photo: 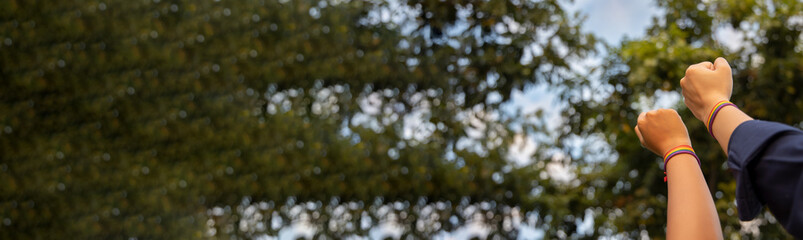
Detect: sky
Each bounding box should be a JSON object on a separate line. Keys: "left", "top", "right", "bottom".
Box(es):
{"left": 569, "top": 0, "right": 661, "bottom": 44}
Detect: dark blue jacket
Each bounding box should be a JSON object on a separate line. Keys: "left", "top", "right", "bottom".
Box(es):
{"left": 728, "top": 120, "right": 803, "bottom": 238}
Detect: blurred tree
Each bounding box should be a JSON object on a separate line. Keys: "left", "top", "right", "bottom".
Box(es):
{"left": 566, "top": 0, "right": 801, "bottom": 238}
{"left": 0, "top": 0, "right": 599, "bottom": 239}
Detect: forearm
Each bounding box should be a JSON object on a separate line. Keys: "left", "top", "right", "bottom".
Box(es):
{"left": 710, "top": 105, "right": 753, "bottom": 154}
{"left": 666, "top": 154, "right": 723, "bottom": 240}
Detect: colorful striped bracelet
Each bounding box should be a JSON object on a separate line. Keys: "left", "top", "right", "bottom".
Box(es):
{"left": 662, "top": 145, "right": 701, "bottom": 182}
{"left": 706, "top": 100, "right": 737, "bottom": 138}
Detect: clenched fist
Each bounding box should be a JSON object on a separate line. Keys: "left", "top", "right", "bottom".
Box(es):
{"left": 680, "top": 57, "right": 733, "bottom": 123}
{"left": 635, "top": 109, "right": 692, "bottom": 157}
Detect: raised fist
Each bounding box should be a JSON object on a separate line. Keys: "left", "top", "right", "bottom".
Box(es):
{"left": 635, "top": 109, "right": 692, "bottom": 156}
{"left": 680, "top": 57, "right": 733, "bottom": 123}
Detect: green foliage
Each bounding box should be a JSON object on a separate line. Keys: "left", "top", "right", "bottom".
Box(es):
{"left": 0, "top": 0, "right": 598, "bottom": 238}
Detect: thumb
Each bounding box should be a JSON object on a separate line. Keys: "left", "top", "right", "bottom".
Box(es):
{"left": 635, "top": 125, "right": 645, "bottom": 147}
{"left": 713, "top": 57, "right": 731, "bottom": 73}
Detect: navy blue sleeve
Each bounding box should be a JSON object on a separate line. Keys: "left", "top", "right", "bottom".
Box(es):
{"left": 727, "top": 120, "right": 803, "bottom": 238}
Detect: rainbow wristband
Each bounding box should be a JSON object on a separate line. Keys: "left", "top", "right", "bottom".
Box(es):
{"left": 706, "top": 100, "right": 737, "bottom": 138}
{"left": 662, "top": 145, "right": 701, "bottom": 182}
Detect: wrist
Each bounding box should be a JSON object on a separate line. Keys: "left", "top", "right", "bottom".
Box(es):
{"left": 659, "top": 140, "right": 692, "bottom": 157}
{"left": 711, "top": 105, "right": 753, "bottom": 154}
{"left": 662, "top": 145, "right": 700, "bottom": 182}
{"left": 705, "top": 100, "right": 737, "bottom": 138}
{"left": 702, "top": 98, "right": 730, "bottom": 121}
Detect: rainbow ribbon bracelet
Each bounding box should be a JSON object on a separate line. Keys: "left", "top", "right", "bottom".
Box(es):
{"left": 706, "top": 100, "right": 737, "bottom": 138}
{"left": 662, "top": 145, "right": 701, "bottom": 182}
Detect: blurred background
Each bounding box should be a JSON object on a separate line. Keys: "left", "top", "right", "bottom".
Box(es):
{"left": 1, "top": 0, "right": 801, "bottom": 239}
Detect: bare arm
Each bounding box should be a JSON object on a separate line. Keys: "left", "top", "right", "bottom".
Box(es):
{"left": 665, "top": 154, "right": 723, "bottom": 240}
{"left": 634, "top": 109, "right": 723, "bottom": 239}
{"left": 710, "top": 106, "right": 753, "bottom": 153}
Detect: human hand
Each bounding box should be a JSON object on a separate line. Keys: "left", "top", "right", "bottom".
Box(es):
{"left": 634, "top": 109, "right": 692, "bottom": 156}
{"left": 680, "top": 57, "right": 733, "bottom": 123}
